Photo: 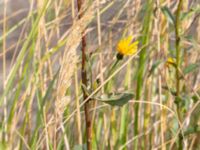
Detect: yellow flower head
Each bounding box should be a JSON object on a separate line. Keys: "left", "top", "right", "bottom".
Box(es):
{"left": 166, "top": 57, "right": 176, "bottom": 68}
{"left": 166, "top": 57, "right": 176, "bottom": 64}
{"left": 117, "top": 36, "right": 139, "bottom": 56}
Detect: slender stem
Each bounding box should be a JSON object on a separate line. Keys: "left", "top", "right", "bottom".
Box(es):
{"left": 175, "top": 0, "right": 183, "bottom": 149}
{"left": 77, "top": 0, "right": 92, "bottom": 150}
{"left": 3, "top": 0, "right": 8, "bottom": 143}
{"left": 104, "top": 59, "right": 120, "bottom": 92}
{"left": 175, "top": 0, "right": 182, "bottom": 99}
{"left": 72, "top": 0, "right": 82, "bottom": 145}
{"left": 134, "top": 0, "right": 153, "bottom": 149}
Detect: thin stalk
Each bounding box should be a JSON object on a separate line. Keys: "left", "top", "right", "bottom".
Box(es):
{"left": 96, "top": 0, "right": 104, "bottom": 93}
{"left": 3, "top": 0, "right": 8, "bottom": 144}
{"left": 134, "top": 0, "right": 153, "bottom": 149}
{"left": 175, "top": 0, "right": 183, "bottom": 149}
{"left": 119, "top": 2, "right": 134, "bottom": 147}
{"left": 175, "top": 0, "right": 182, "bottom": 100}
{"left": 155, "top": 0, "right": 166, "bottom": 149}
{"left": 75, "top": 70, "right": 82, "bottom": 145}
{"left": 90, "top": 0, "right": 103, "bottom": 147}
{"left": 72, "top": 0, "right": 82, "bottom": 145}
{"left": 104, "top": 59, "right": 120, "bottom": 91}
{"left": 77, "top": 0, "right": 92, "bottom": 150}
{"left": 119, "top": 62, "right": 131, "bottom": 149}
{"left": 104, "top": 58, "right": 120, "bottom": 148}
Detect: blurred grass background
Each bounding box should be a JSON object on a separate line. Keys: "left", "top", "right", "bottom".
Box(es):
{"left": 0, "top": 0, "right": 200, "bottom": 149}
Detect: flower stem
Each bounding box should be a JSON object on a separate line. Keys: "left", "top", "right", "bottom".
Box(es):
{"left": 104, "top": 57, "right": 120, "bottom": 92}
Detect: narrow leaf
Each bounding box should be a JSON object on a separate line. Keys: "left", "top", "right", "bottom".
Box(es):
{"left": 183, "top": 63, "right": 199, "bottom": 75}
{"left": 161, "top": 6, "right": 175, "bottom": 25}
{"left": 95, "top": 92, "right": 134, "bottom": 106}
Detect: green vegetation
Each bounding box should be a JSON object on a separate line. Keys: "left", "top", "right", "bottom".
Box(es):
{"left": 0, "top": 0, "right": 200, "bottom": 149}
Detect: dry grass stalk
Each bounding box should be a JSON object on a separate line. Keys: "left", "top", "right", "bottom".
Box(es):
{"left": 55, "top": 1, "right": 96, "bottom": 119}
{"left": 53, "top": 2, "right": 96, "bottom": 149}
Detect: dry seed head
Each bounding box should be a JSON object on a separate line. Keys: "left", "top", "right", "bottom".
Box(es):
{"left": 55, "top": 2, "right": 96, "bottom": 118}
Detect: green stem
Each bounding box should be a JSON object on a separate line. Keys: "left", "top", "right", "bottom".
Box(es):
{"left": 104, "top": 58, "right": 120, "bottom": 92}
{"left": 175, "top": 0, "right": 183, "bottom": 149}
{"left": 134, "top": 0, "right": 153, "bottom": 149}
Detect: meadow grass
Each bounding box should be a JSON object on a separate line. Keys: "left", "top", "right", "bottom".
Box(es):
{"left": 0, "top": 0, "right": 200, "bottom": 149}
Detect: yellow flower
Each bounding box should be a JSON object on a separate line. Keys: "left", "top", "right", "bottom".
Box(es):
{"left": 117, "top": 36, "right": 139, "bottom": 56}
{"left": 166, "top": 57, "right": 176, "bottom": 68}
{"left": 166, "top": 57, "right": 176, "bottom": 64}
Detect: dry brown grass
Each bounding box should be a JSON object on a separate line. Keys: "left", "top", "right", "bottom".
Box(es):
{"left": 0, "top": 0, "right": 200, "bottom": 149}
